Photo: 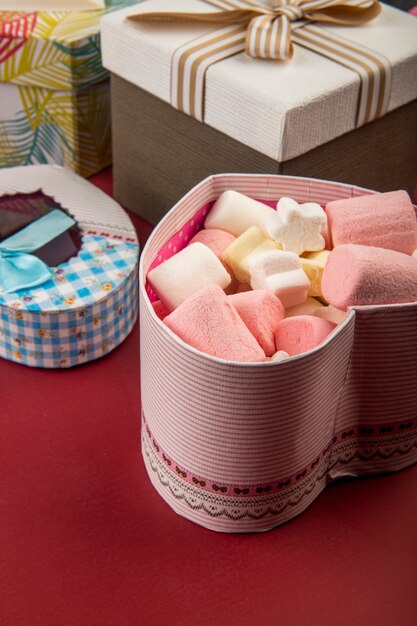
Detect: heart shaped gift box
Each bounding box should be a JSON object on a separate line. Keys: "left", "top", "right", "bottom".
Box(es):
{"left": 140, "top": 174, "right": 417, "bottom": 533}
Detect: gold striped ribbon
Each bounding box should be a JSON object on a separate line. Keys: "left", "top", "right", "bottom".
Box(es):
{"left": 128, "top": 0, "right": 391, "bottom": 126}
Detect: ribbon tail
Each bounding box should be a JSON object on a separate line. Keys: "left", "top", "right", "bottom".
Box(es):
{"left": 0, "top": 251, "right": 53, "bottom": 294}
{"left": 3, "top": 209, "right": 75, "bottom": 254}
{"left": 128, "top": 9, "right": 261, "bottom": 26}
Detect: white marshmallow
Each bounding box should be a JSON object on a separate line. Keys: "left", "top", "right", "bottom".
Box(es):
{"left": 247, "top": 250, "right": 309, "bottom": 308}
{"left": 285, "top": 296, "right": 324, "bottom": 317}
{"left": 204, "top": 190, "right": 275, "bottom": 237}
{"left": 261, "top": 197, "right": 327, "bottom": 255}
{"left": 147, "top": 242, "right": 231, "bottom": 311}
{"left": 270, "top": 350, "right": 290, "bottom": 362}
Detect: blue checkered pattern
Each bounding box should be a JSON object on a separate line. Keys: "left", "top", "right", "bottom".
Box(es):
{"left": 0, "top": 235, "right": 138, "bottom": 311}
{"left": 0, "top": 235, "right": 139, "bottom": 368}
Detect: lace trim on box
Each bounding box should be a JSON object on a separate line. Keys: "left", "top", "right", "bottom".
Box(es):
{"left": 142, "top": 416, "right": 417, "bottom": 520}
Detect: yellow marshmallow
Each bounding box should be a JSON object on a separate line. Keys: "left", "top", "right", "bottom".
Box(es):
{"left": 301, "top": 250, "right": 330, "bottom": 297}
{"left": 222, "top": 227, "right": 281, "bottom": 283}
{"left": 302, "top": 250, "right": 330, "bottom": 262}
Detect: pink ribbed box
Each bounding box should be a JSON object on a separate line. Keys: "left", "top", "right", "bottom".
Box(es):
{"left": 139, "top": 174, "right": 417, "bottom": 533}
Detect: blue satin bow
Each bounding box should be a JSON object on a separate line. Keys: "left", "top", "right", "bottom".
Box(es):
{"left": 0, "top": 209, "right": 75, "bottom": 294}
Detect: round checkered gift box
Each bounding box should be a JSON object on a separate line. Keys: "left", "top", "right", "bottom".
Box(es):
{"left": 0, "top": 165, "right": 139, "bottom": 368}
{"left": 140, "top": 174, "right": 417, "bottom": 533}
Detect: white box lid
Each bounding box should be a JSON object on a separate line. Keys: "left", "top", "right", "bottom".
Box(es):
{"left": 101, "top": 0, "right": 417, "bottom": 162}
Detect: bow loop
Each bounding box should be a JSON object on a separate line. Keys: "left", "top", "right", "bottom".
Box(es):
{"left": 129, "top": 0, "right": 381, "bottom": 62}
{"left": 244, "top": 0, "right": 382, "bottom": 60}
{"left": 0, "top": 209, "right": 75, "bottom": 294}
{"left": 300, "top": 0, "right": 381, "bottom": 26}
{"left": 0, "top": 248, "right": 53, "bottom": 294}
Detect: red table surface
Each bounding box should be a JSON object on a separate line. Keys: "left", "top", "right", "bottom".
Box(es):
{"left": 1, "top": 168, "right": 417, "bottom": 626}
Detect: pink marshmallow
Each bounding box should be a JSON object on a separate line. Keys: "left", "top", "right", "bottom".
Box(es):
{"left": 152, "top": 300, "right": 170, "bottom": 321}
{"left": 227, "top": 290, "right": 285, "bottom": 356}
{"left": 274, "top": 315, "right": 336, "bottom": 356}
{"left": 189, "top": 228, "right": 236, "bottom": 258}
{"left": 321, "top": 244, "right": 417, "bottom": 310}
{"left": 326, "top": 190, "right": 417, "bottom": 255}
{"left": 164, "top": 285, "right": 266, "bottom": 362}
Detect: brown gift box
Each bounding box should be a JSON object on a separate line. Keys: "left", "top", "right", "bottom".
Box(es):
{"left": 111, "top": 77, "right": 417, "bottom": 224}
{"left": 101, "top": 2, "right": 417, "bottom": 224}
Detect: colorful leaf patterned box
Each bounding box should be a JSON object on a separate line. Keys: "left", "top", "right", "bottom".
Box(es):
{"left": 0, "top": 164, "right": 139, "bottom": 368}
{"left": 140, "top": 173, "right": 417, "bottom": 533}
{"left": 0, "top": 0, "right": 137, "bottom": 177}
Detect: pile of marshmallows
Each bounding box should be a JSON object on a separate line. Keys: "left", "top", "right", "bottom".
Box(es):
{"left": 147, "top": 189, "right": 417, "bottom": 363}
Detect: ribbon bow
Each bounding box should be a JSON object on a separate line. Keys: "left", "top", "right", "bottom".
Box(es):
{"left": 134, "top": 0, "right": 381, "bottom": 62}
{"left": 0, "top": 209, "right": 75, "bottom": 294}
{"left": 129, "top": 0, "right": 390, "bottom": 126}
